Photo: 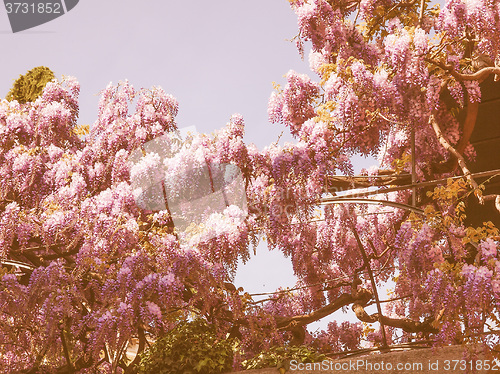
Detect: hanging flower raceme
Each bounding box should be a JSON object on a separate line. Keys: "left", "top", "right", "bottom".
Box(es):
{"left": 268, "top": 70, "right": 320, "bottom": 136}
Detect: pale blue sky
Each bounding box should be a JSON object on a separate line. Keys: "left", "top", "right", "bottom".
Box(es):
{"left": 0, "top": 0, "right": 311, "bottom": 148}
{"left": 0, "top": 1, "right": 376, "bottom": 329}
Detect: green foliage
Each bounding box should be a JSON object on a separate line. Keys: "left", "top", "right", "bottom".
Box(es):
{"left": 6, "top": 66, "right": 55, "bottom": 104}
{"left": 241, "top": 345, "right": 327, "bottom": 370}
{"left": 137, "top": 319, "right": 234, "bottom": 374}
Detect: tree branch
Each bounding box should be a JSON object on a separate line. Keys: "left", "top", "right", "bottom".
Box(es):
{"left": 427, "top": 58, "right": 500, "bottom": 82}
{"left": 418, "top": 0, "right": 425, "bottom": 27}
{"left": 430, "top": 114, "right": 484, "bottom": 204}
{"left": 352, "top": 301, "right": 439, "bottom": 334}
{"left": 60, "top": 327, "right": 74, "bottom": 373}
{"left": 276, "top": 293, "right": 355, "bottom": 329}
{"left": 324, "top": 173, "right": 411, "bottom": 194}
{"left": 350, "top": 225, "right": 388, "bottom": 346}
{"left": 433, "top": 99, "right": 479, "bottom": 174}
{"left": 484, "top": 194, "right": 500, "bottom": 213}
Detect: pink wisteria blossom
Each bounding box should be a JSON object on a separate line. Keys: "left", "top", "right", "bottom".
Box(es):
{"left": 0, "top": 0, "right": 499, "bottom": 372}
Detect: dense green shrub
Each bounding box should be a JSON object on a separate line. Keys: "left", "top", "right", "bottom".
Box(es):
{"left": 241, "top": 345, "right": 327, "bottom": 371}
{"left": 6, "top": 66, "right": 55, "bottom": 103}
{"left": 137, "top": 319, "right": 234, "bottom": 374}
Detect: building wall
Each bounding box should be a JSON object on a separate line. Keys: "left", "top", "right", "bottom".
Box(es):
{"left": 232, "top": 344, "right": 498, "bottom": 374}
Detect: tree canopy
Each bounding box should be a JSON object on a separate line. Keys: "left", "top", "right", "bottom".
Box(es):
{"left": 0, "top": 0, "right": 500, "bottom": 372}
{"left": 6, "top": 66, "right": 56, "bottom": 104}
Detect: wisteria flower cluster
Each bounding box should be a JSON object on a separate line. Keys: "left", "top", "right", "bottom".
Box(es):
{"left": 0, "top": 0, "right": 500, "bottom": 372}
